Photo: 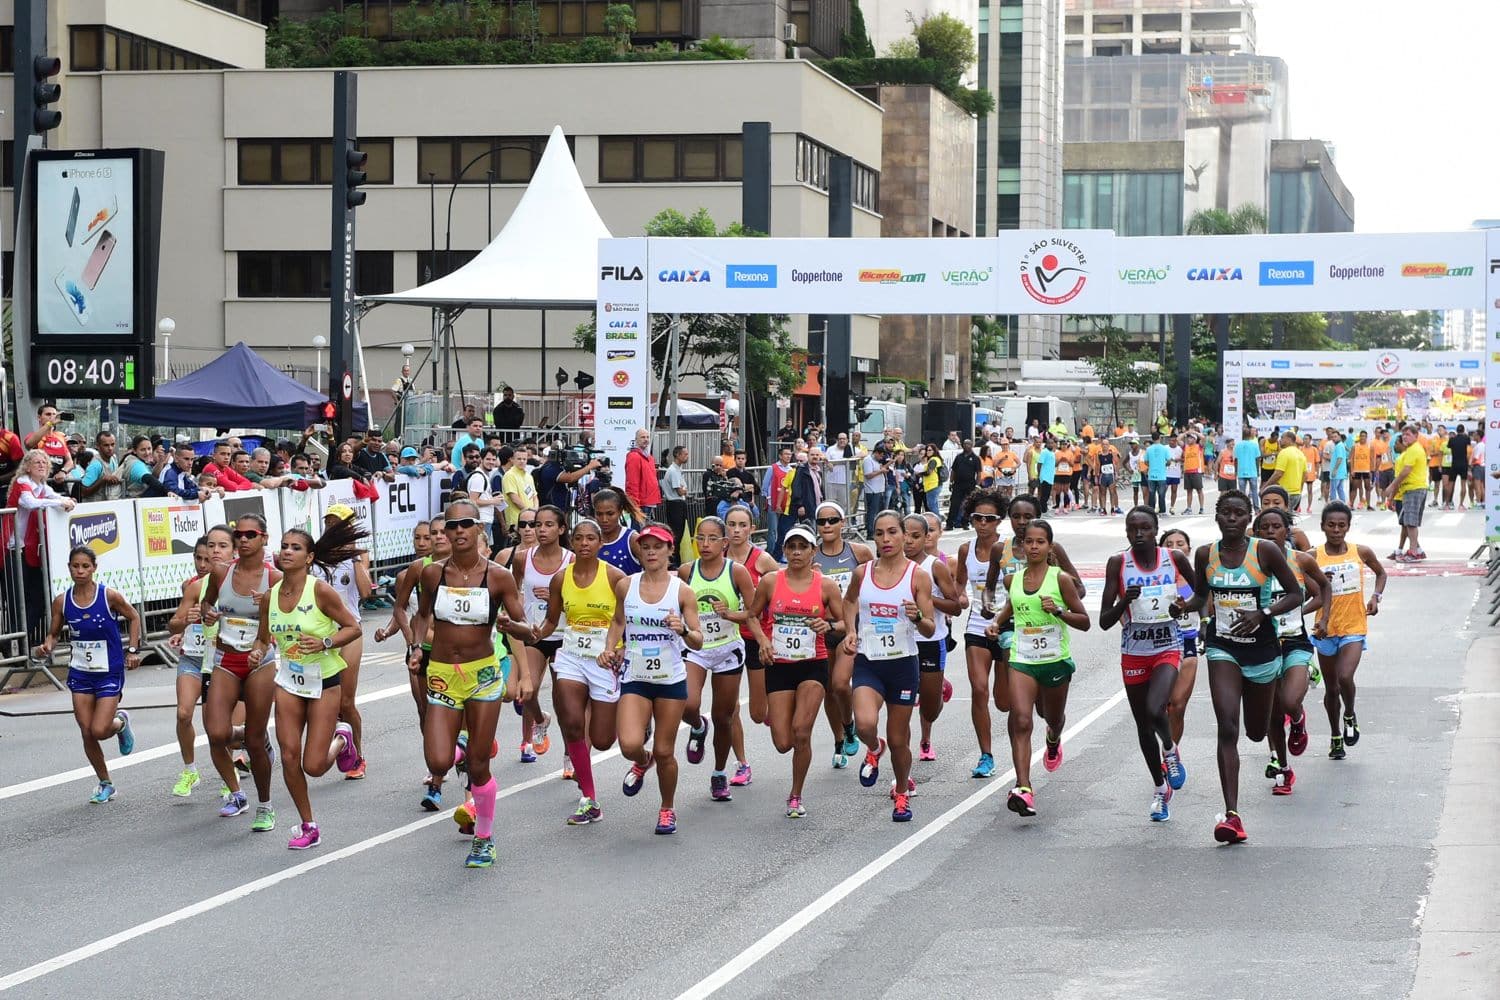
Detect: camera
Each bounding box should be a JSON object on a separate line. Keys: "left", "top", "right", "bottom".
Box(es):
{"left": 562, "top": 443, "right": 606, "bottom": 472}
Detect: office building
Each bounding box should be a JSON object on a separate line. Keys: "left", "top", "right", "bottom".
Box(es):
{"left": 1438, "top": 310, "right": 1485, "bottom": 354}
{"left": 1064, "top": 0, "right": 1256, "bottom": 58}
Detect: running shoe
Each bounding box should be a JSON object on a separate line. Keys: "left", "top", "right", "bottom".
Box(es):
{"left": 513, "top": 698, "right": 525, "bottom": 716}
{"left": 840, "top": 724, "right": 860, "bottom": 758}
{"left": 941, "top": 678, "right": 953, "bottom": 703}
{"left": 892, "top": 792, "right": 913, "bottom": 823}
{"left": 622, "top": 757, "right": 653, "bottom": 797}
{"left": 219, "top": 791, "right": 249, "bottom": 817}
{"left": 1265, "top": 755, "right": 1282, "bottom": 780}
{"left": 1411, "top": 550, "right": 1428, "bottom": 561}
{"left": 1272, "top": 769, "right": 1296, "bottom": 796}
{"left": 972, "top": 752, "right": 996, "bottom": 779}
{"left": 1288, "top": 714, "right": 1308, "bottom": 756}
{"left": 454, "top": 732, "right": 469, "bottom": 774}
{"left": 421, "top": 781, "right": 443, "bottom": 811}
{"left": 562, "top": 754, "right": 576, "bottom": 782}
{"left": 1308, "top": 663, "right": 1322, "bottom": 689}
{"left": 334, "top": 722, "right": 359, "bottom": 773}
{"left": 454, "top": 798, "right": 475, "bottom": 835}
{"left": 655, "top": 808, "right": 677, "bottom": 835}
{"left": 1150, "top": 791, "right": 1170, "bottom": 822}
{"left": 533, "top": 712, "right": 553, "bottom": 755}
{"left": 251, "top": 805, "right": 277, "bottom": 832}
{"left": 786, "top": 795, "right": 806, "bottom": 819}
{"left": 115, "top": 710, "right": 135, "bottom": 756}
{"left": 172, "top": 768, "right": 200, "bottom": 798}
{"left": 345, "top": 757, "right": 367, "bottom": 781}
{"left": 1329, "top": 736, "right": 1347, "bottom": 760}
{"left": 1163, "top": 747, "right": 1187, "bottom": 790}
{"left": 233, "top": 749, "right": 251, "bottom": 774}
{"left": 567, "top": 798, "right": 603, "bottom": 826}
{"left": 465, "top": 836, "right": 496, "bottom": 867}
{"left": 89, "top": 781, "right": 116, "bottom": 804}
{"left": 859, "top": 739, "right": 887, "bottom": 787}
{"left": 519, "top": 742, "right": 537, "bottom": 764}
{"left": 1213, "top": 811, "right": 1248, "bottom": 844}
{"left": 730, "top": 762, "right": 753, "bottom": 786}
{"left": 831, "top": 751, "right": 849, "bottom": 770}
{"left": 1343, "top": 713, "right": 1361, "bottom": 746}
{"left": 918, "top": 740, "right": 936, "bottom": 762}
{"left": 287, "top": 822, "right": 321, "bottom": 850}
{"left": 709, "top": 773, "right": 733, "bottom": 802}
{"left": 685, "top": 718, "right": 708, "bottom": 765}
{"left": 1042, "top": 732, "right": 1064, "bottom": 773}
{"left": 1007, "top": 786, "right": 1036, "bottom": 817}
{"left": 890, "top": 777, "right": 917, "bottom": 800}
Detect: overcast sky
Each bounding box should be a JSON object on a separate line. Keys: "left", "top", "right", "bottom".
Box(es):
{"left": 1254, "top": 0, "right": 1497, "bottom": 233}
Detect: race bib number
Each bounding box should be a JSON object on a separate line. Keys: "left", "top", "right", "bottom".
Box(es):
{"left": 435, "top": 586, "right": 488, "bottom": 627}
{"left": 70, "top": 639, "right": 109, "bottom": 673}
{"left": 1213, "top": 595, "right": 1257, "bottom": 638}
{"left": 219, "top": 616, "right": 257, "bottom": 651}
{"left": 772, "top": 621, "right": 815, "bottom": 661}
{"left": 1130, "top": 584, "right": 1174, "bottom": 624}
{"left": 565, "top": 625, "right": 606, "bottom": 659}
{"left": 182, "top": 624, "right": 207, "bottom": 659}
{"left": 626, "top": 638, "right": 683, "bottom": 683}
{"left": 827, "top": 569, "right": 853, "bottom": 595}
{"left": 1100, "top": 462, "right": 1115, "bottom": 477}
{"left": 700, "top": 613, "right": 732, "bottom": 646}
{"left": 1012, "top": 624, "right": 1062, "bottom": 665}
{"left": 1274, "top": 607, "right": 1303, "bottom": 638}
{"left": 275, "top": 655, "right": 322, "bottom": 699}
{"left": 859, "top": 614, "right": 913, "bottom": 661}
{"left": 1222, "top": 462, "right": 1235, "bottom": 477}
{"left": 1325, "top": 562, "right": 1360, "bottom": 597}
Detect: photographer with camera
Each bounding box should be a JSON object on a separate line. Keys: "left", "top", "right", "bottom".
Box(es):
{"left": 535, "top": 439, "right": 602, "bottom": 511}
{"left": 24, "top": 403, "right": 75, "bottom": 488}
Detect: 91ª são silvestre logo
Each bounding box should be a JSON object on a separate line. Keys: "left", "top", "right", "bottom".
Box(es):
{"left": 1020, "top": 238, "right": 1088, "bottom": 305}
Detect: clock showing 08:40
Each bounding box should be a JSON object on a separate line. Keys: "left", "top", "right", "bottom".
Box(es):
{"left": 33, "top": 350, "right": 140, "bottom": 396}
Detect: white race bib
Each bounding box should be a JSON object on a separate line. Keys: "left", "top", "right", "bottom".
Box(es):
{"left": 772, "top": 621, "right": 815, "bottom": 661}
{"left": 219, "top": 616, "right": 257, "bottom": 651}
{"left": 1100, "top": 461, "right": 1115, "bottom": 477}
{"left": 1012, "top": 624, "right": 1062, "bottom": 664}
{"left": 1275, "top": 607, "right": 1303, "bottom": 638}
{"left": 859, "top": 614, "right": 914, "bottom": 660}
{"left": 564, "top": 625, "right": 606, "bottom": 660}
{"left": 1214, "top": 594, "right": 1257, "bottom": 637}
{"left": 700, "top": 613, "right": 733, "bottom": 647}
{"left": 626, "top": 637, "right": 683, "bottom": 683}
{"left": 1326, "top": 562, "right": 1360, "bottom": 597}
{"left": 1130, "top": 584, "right": 1174, "bottom": 624}
{"left": 181, "top": 623, "right": 207, "bottom": 659}
{"left": 1222, "top": 461, "right": 1236, "bottom": 477}
{"left": 275, "top": 652, "right": 323, "bottom": 699}
{"left": 70, "top": 639, "right": 109, "bottom": 673}
{"left": 434, "top": 586, "right": 489, "bottom": 627}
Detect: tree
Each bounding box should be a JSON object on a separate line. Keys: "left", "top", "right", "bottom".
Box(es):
{"left": 1349, "top": 311, "right": 1435, "bottom": 351}
{"left": 603, "top": 3, "right": 636, "bottom": 53}
{"left": 842, "top": 0, "right": 876, "bottom": 59}
{"left": 1078, "top": 322, "right": 1159, "bottom": 427}
{"left": 1185, "top": 203, "right": 1267, "bottom": 236}
{"left": 573, "top": 208, "right": 803, "bottom": 417}
{"left": 970, "top": 316, "right": 1008, "bottom": 387}
{"left": 910, "top": 12, "right": 976, "bottom": 81}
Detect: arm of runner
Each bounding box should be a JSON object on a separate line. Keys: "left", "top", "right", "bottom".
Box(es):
{"left": 930, "top": 559, "right": 962, "bottom": 617}
{"left": 246, "top": 590, "right": 274, "bottom": 669}
{"left": 1360, "top": 544, "right": 1387, "bottom": 616}
{"left": 405, "top": 564, "right": 439, "bottom": 671}
{"left": 1052, "top": 571, "right": 1091, "bottom": 632}
{"left": 986, "top": 575, "right": 1016, "bottom": 635}
{"left": 106, "top": 588, "right": 144, "bottom": 667}
{"left": 1098, "top": 554, "right": 1131, "bottom": 630}
{"left": 909, "top": 567, "right": 937, "bottom": 639}
{"left": 600, "top": 576, "right": 630, "bottom": 671}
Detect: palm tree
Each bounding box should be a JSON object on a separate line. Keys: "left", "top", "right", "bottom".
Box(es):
{"left": 1182, "top": 203, "right": 1268, "bottom": 421}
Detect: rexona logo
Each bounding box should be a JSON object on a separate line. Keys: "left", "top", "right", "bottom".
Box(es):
{"left": 599, "top": 265, "right": 643, "bottom": 281}
{"left": 1187, "top": 267, "right": 1243, "bottom": 281}
{"left": 941, "top": 267, "right": 993, "bottom": 286}
{"left": 1258, "top": 260, "right": 1315, "bottom": 286}
{"left": 725, "top": 264, "right": 777, "bottom": 288}
{"left": 858, "top": 269, "right": 926, "bottom": 284}
{"left": 1402, "top": 262, "right": 1474, "bottom": 278}
{"left": 1020, "top": 238, "right": 1088, "bottom": 305}
{"left": 1271, "top": 360, "right": 1291, "bottom": 369}
{"left": 70, "top": 511, "right": 120, "bottom": 556}
{"left": 1117, "top": 266, "right": 1170, "bottom": 286}
{"left": 657, "top": 269, "right": 711, "bottom": 283}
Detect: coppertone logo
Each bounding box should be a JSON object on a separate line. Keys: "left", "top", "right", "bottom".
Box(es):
{"left": 1020, "top": 238, "right": 1087, "bottom": 305}
{"left": 69, "top": 511, "right": 120, "bottom": 556}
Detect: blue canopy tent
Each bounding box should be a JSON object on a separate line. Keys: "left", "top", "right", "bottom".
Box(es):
{"left": 118, "top": 342, "right": 367, "bottom": 431}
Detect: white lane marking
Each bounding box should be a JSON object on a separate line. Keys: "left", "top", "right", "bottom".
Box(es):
{"left": 0, "top": 673, "right": 412, "bottom": 802}
{"left": 0, "top": 742, "right": 626, "bottom": 992}
{"left": 673, "top": 688, "right": 1129, "bottom": 1000}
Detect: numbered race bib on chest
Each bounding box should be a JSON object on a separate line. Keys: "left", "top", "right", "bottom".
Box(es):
{"left": 436, "top": 586, "right": 488, "bottom": 626}
{"left": 700, "top": 613, "right": 733, "bottom": 647}
{"left": 70, "top": 639, "right": 109, "bottom": 673}
{"left": 525, "top": 593, "right": 549, "bottom": 626}
{"left": 275, "top": 651, "right": 322, "bottom": 699}
{"left": 1274, "top": 605, "right": 1303, "bottom": 638}
{"left": 1214, "top": 594, "right": 1257, "bottom": 638}
{"left": 219, "top": 616, "right": 257, "bottom": 651}
{"left": 859, "top": 609, "right": 913, "bottom": 660}
{"left": 1100, "top": 461, "right": 1115, "bottom": 477}
{"left": 564, "top": 625, "right": 606, "bottom": 660}
{"left": 827, "top": 570, "right": 853, "bottom": 596}
{"left": 1326, "top": 562, "right": 1360, "bottom": 597}
{"left": 1222, "top": 461, "right": 1235, "bottom": 477}
{"left": 1130, "top": 584, "right": 1174, "bottom": 624}
{"left": 1012, "top": 624, "right": 1062, "bottom": 664}
{"left": 627, "top": 637, "right": 683, "bottom": 682}
{"left": 181, "top": 623, "right": 207, "bottom": 659}
{"left": 772, "top": 620, "right": 815, "bottom": 661}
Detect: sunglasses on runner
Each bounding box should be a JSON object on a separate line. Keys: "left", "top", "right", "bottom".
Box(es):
{"left": 815, "top": 516, "right": 843, "bottom": 526}
{"left": 970, "top": 513, "right": 1002, "bottom": 523}
{"left": 444, "top": 517, "right": 479, "bottom": 530}
{"left": 231, "top": 530, "right": 264, "bottom": 540}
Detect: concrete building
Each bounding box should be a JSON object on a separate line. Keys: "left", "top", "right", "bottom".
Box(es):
{"left": 1064, "top": 0, "right": 1256, "bottom": 58}
{"left": 1438, "top": 310, "right": 1485, "bottom": 354}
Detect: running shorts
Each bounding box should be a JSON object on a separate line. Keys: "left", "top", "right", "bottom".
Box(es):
{"left": 1205, "top": 649, "right": 1281, "bottom": 684}
{"left": 1280, "top": 645, "right": 1314, "bottom": 671}
{"left": 1120, "top": 649, "right": 1180, "bottom": 686}
{"left": 553, "top": 649, "right": 621, "bottom": 703}
{"left": 1399, "top": 490, "right": 1427, "bottom": 527}
{"left": 1320, "top": 471, "right": 1331, "bottom": 483}
{"left": 1100, "top": 474, "right": 1116, "bottom": 489}
{"left": 525, "top": 637, "right": 563, "bottom": 659}
{"left": 765, "top": 658, "right": 829, "bottom": 694}
{"left": 743, "top": 635, "right": 765, "bottom": 670}
{"left": 1011, "top": 657, "right": 1076, "bottom": 689}
{"left": 427, "top": 654, "right": 506, "bottom": 710}
{"left": 1353, "top": 472, "right": 1370, "bottom": 483}
{"left": 1181, "top": 632, "right": 1202, "bottom": 658}
{"left": 852, "top": 653, "right": 919, "bottom": 706}
{"left": 620, "top": 678, "right": 688, "bottom": 701}
{"left": 964, "top": 633, "right": 1001, "bottom": 657}
{"left": 687, "top": 641, "right": 746, "bottom": 676}
{"left": 917, "top": 639, "right": 944, "bottom": 674}
{"left": 1428, "top": 466, "right": 1442, "bottom": 484}
{"left": 1183, "top": 472, "right": 1203, "bottom": 491}
{"left": 177, "top": 655, "right": 208, "bottom": 677}
{"left": 1449, "top": 464, "right": 1468, "bottom": 480}
{"left": 67, "top": 668, "right": 123, "bottom": 700}
{"left": 1166, "top": 476, "right": 1181, "bottom": 487}
{"left": 1312, "top": 634, "right": 1366, "bottom": 657}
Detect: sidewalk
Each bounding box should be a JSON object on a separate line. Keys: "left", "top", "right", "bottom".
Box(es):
{"left": 1412, "top": 634, "right": 1500, "bottom": 997}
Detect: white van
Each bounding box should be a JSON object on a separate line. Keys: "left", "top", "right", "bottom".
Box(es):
{"left": 981, "top": 396, "right": 1076, "bottom": 438}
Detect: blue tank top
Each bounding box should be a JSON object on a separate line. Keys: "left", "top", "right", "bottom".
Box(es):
{"left": 599, "top": 527, "right": 641, "bottom": 575}
{"left": 66, "top": 583, "right": 125, "bottom": 673}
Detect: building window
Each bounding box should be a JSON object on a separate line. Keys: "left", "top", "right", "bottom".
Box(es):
{"left": 237, "top": 251, "right": 394, "bottom": 298}
{"left": 598, "top": 135, "right": 743, "bottom": 183}
{"left": 237, "top": 139, "right": 394, "bottom": 185}
{"left": 417, "top": 136, "right": 563, "bottom": 184}
{"left": 1063, "top": 171, "right": 1183, "bottom": 236}
{"left": 415, "top": 250, "right": 481, "bottom": 284}
{"left": 0, "top": 140, "right": 13, "bottom": 188}
{"left": 69, "top": 26, "right": 225, "bottom": 72}
{"left": 0, "top": 27, "right": 13, "bottom": 72}
{"left": 794, "top": 136, "right": 879, "bottom": 212}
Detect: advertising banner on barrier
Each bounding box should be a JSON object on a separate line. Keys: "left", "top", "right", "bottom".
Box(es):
{"left": 45, "top": 500, "right": 143, "bottom": 604}
{"left": 315, "top": 479, "right": 371, "bottom": 549}
{"left": 279, "top": 485, "right": 320, "bottom": 538}
{"left": 1254, "top": 391, "right": 1295, "bottom": 413}
{"left": 595, "top": 238, "right": 651, "bottom": 472}
{"left": 1236, "top": 349, "right": 1483, "bottom": 380}
{"left": 372, "top": 476, "right": 434, "bottom": 561}
{"left": 1484, "top": 229, "right": 1500, "bottom": 545}
{"left": 135, "top": 499, "right": 206, "bottom": 602}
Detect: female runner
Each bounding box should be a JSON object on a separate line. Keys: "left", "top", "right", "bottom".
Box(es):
{"left": 515, "top": 505, "right": 573, "bottom": 764}
{"left": 594, "top": 488, "right": 644, "bottom": 575}
{"left": 34, "top": 546, "right": 142, "bottom": 803}
{"left": 407, "top": 500, "right": 533, "bottom": 867}
{"left": 811, "top": 501, "right": 872, "bottom": 768}
{"left": 680, "top": 517, "right": 758, "bottom": 801}
{"left": 987, "top": 520, "right": 1091, "bottom": 818}
{"left": 1258, "top": 486, "right": 1313, "bottom": 551}
{"left": 1188, "top": 490, "right": 1303, "bottom": 844}
{"left": 955, "top": 489, "right": 1006, "bottom": 778}
{"left": 248, "top": 517, "right": 366, "bottom": 848}
{"left": 200, "top": 514, "right": 283, "bottom": 829}
{"left": 494, "top": 509, "right": 536, "bottom": 572}
{"left": 840, "top": 511, "right": 936, "bottom": 823}
{"left": 725, "top": 503, "right": 779, "bottom": 764}
{"left": 599, "top": 523, "right": 703, "bottom": 835}
{"left": 1100, "top": 508, "right": 1194, "bottom": 822}
{"left": 165, "top": 530, "right": 232, "bottom": 797}
{"left": 1158, "top": 528, "right": 1199, "bottom": 747}
{"left": 318, "top": 504, "right": 373, "bottom": 780}
{"left": 921, "top": 510, "right": 958, "bottom": 712}
{"left": 537, "top": 518, "right": 625, "bottom": 825}
{"left": 1253, "top": 507, "right": 1327, "bottom": 795}
{"left": 746, "top": 524, "right": 842, "bottom": 817}
{"left": 906, "top": 514, "right": 962, "bottom": 766}
{"left": 1313, "top": 501, "right": 1386, "bottom": 759}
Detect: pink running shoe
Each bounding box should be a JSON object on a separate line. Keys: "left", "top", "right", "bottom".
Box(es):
{"left": 334, "top": 722, "right": 359, "bottom": 773}
{"left": 730, "top": 761, "right": 753, "bottom": 787}
{"left": 918, "top": 740, "right": 937, "bottom": 762}
{"left": 941, "top": 678, "right": 953, "bottom": 703}
{"left": 287, "top": 822, "right": 321, "bottom": 850}
{"left": 1042, "top": 733, "right": 1063, "bottom": 773}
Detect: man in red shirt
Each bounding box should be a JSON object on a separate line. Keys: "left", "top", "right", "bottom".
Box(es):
{"left": 201, "top": 439, "right": 255, "bottom": 492}
{"left": 23, "top": 403, "right": 73, "bottom": 482}
{"left": 624, "top": 427, "right": 661, "bottom": 519}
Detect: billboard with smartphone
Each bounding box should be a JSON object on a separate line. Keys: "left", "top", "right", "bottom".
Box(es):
{"left": 34, "top": 155, "right": 135, "bottom": 336}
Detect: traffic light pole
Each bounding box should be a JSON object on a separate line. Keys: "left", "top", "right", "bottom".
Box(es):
{"left": 328, "top": 70, "right": 362, "bottom": 442}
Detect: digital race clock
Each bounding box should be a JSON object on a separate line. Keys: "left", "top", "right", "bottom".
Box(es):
{"left": 32, "top": 348, "right": 143, "bottom": 398}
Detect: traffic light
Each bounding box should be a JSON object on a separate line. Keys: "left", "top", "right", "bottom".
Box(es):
{"left": 344, "top": 144, "right": 367, "bottom": 209}
{"left": 853, "top": 394, "right": 872, "bottom": 425}
{"left": 32, "top": 55, "right": 61, "bottom": 132}
{"left": 320, "top": 400, "right": 338, "bottom": 424}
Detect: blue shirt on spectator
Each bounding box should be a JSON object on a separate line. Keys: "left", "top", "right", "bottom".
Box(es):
{"left": 1145, "top": 442, "right": 1171, "bottom": 480}
{"left": 1233, "top": 438, "right": 1261, "bottom": 478}
{"left": 1330, "top": 441, "right": 1349, "bottom": 480}
{"left": 1038, "top": 448, "right": 1057, "bottom": 485}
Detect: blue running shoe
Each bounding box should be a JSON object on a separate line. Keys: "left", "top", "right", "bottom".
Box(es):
{"left": 420, "top": 781, "right": 442, "bottom": 811}
{"left": 840, "top": 723, "right": 860, "bottom": 758}
{"left": 1150, "top": 790, "right": 1171, "bottom": 822}
{"left": 1163, "top": 747, "right": 1187, "bottom": 791}
{"left": 219, "top": 790, "right": 248, "bottom": 817}
{"left": 465, "top": 836, "right": 496, "bottom": 868}
{"left": 858, "top": 739, "right": 886, "bottom": 788}
{"left": 115, "top": 710, "right": 135, "bottom": 756}
{"left": 971, "top": 752, "right": 996, "bottom": 779}
{"left": 89, "top": 781, "right": 116, "bottom": 804}
{"left": 519, "top": 742, "right": 537, "bottom": 764}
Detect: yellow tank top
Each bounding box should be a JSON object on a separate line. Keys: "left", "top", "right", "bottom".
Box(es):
{"left": 561, "top": 562, "right": 616, "bottom": 629}
{"left": 268, "top": 577, "right": 345, "bottom": 679}
{"left": 1314, "top": 544, "right": 1367, "bottom": 637}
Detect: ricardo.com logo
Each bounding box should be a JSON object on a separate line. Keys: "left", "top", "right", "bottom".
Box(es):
{"left": 1020, "top": 238, "right": 1087, "bottom": 305}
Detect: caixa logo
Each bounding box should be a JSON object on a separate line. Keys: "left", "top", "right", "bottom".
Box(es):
{"left": 657, "top": 269, "right": 711, "bottom": 283}
{"left": 599, "top": 265, "right": 643, "bottom": 281}
{"left": 1187, "top": 267, "right": 1243, "bottom": 281}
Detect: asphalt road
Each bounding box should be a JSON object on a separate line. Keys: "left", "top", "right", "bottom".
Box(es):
{"left": 0, "top": 503, "right": 1490, "bottom": 999}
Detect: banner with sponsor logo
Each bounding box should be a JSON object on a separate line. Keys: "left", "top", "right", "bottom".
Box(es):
{"left": 1485, "top": 229, "right": 1500, "bottom": 544}
{"left": 1253, "top": 391, "right": 1295, "bottom": 415}
{"left": 595, "top": 238, "right": 651, "bottom": 472}
{"left": 135, "top": 500, "right": 207, "bottom": 601}
{"left": 372, "top": 475, "right": 434, "bottom": 562}
{"left": 313, "top": 479, "right": 369, "bottom": 549}
{"left": 45, "top": 500, "right": 143, "bottom": 604}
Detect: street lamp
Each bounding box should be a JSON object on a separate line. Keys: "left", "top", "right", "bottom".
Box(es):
{"left": 394, "top": 343, "right": 416, "bottom": 439}
{"left": 313, "top": 334, "right": 328, "bottom": 391}
{"left": 158, "top": 317, "right": 175, "bottom": 378}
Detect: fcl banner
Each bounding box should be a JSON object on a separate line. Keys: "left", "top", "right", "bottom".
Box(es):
{"left": 1485, "top": 230, "right": 1500, "bottom": 544}
{"left": 595, "top": 238, "right": 651, "bottom": 472}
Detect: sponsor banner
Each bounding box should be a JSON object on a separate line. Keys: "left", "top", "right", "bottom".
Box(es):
{"left": 313, "top": 479, "right": 368, "bottom": 549}
{"left": 1235, "top": 349, "right": 1483, "bottom": 379}
{"left": 136, "top": 500, "right": 206, "bottom": 602}
{"left": 45, "top": 500, "right": 143, "bottom": 604}
{"left": 1487, "top": 230, "right": 1500, "bottom": 542}
{"left": 595, "top": 238, "right": 651, "bottom": 473}
{"left": 372, "top": 476, "right": 434, "bottom": 562}
{"left": 1403, "top": 389, "right": 1431, "bottom": 420}
{"left": 1254, "top": 391, "right": 1296, "bottom": 412}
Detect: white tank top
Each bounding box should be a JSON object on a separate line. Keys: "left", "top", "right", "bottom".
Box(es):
{"left": 919, "top": 554, "right": 946, "bottom": 635}
{"left": 623, "top": 574, "right": 687, "bottom": 684}
{"left": 857, "top": 560, "right": 919, "bottom": 661}
{"left": 963, "top": 540, "right": 996, "bottom": 637}
{"left": 321, "top": 558, "right": 362, "bottom": 622}
{"left": 522, "top": 547, "right": 573, "bottom": 626}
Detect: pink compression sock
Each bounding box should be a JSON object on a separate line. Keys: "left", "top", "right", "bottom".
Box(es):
{"left": 471, "top": 777, "right": 497, "bottom": 839}
{"left": 566, "top": 740, "right": 595, "bottom": 800}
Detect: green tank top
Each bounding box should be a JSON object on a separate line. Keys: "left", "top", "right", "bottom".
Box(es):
{"left": 1008, "top": 565, "right": 1070, "bottom": 665}
{"left": 197, "top": 575, "right": 220, "bottom": 644}
{"left": 689, "top": 558, "right": 742, "bottom": 649}
{"left": 268, "top": 577, "right": 345, "bottom": 679}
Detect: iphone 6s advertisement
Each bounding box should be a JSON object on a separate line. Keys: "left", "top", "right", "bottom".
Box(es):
{"left": 34, "top": 154, "right": 135, "bottom": 336}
